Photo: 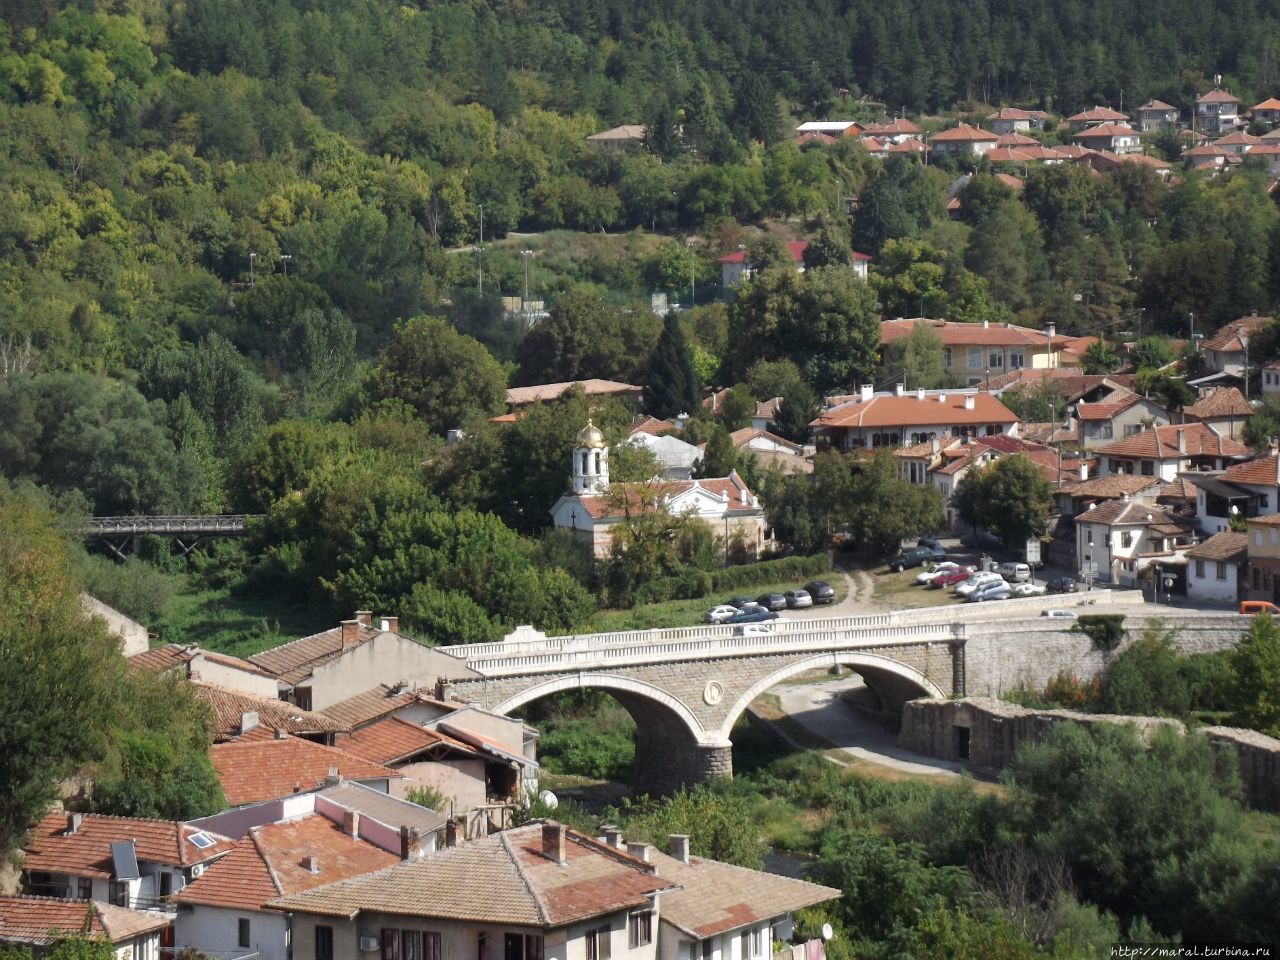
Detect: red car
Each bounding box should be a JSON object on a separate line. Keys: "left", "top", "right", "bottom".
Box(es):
{"left": 930, "top": 566, "right": 975, "bottom": 589}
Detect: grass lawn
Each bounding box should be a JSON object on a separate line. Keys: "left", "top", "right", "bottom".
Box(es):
{"left": 159, "top": 586, "right": 334, "bottom": 659}
{"left": 871, "top": 566, "right": 967, "bottom": 610}
{"left": 585, "top": 577, "right": 849, "bottom": 632}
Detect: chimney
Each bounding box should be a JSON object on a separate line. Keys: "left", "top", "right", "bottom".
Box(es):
{"left": 343, "top": 810, "right": 360, "bottom": 838}
{"left": 354, "top": 610, "right": 373, "bottom": 627}
{"left": 668, "top": 834, "right": 691, "bottom": 863}
{"left": 324, "top": 766, "right": 341, "bottom": 787}
{"left": 917, "top": 388, "right": 926, "bottom": 401}
{"left": 937, "top": 393, "right": 947, "bottom": 403}
{"left": 1176, "top": 428, "right": 1186, "bottom": 454}
{"left": 339, "top": 619, "right": 363, "bottom": 649}
{"left": 602, "top": 825, "right": 623, "bottom": 849}
{"left": 860, "top": 383, "right": 874, "bottom": 402}
{"left": 1079, "top": 460, "right": 1089, "bottom": 482}
{"left": 66, "top": 813, "right": 83, "bottom": 835}
{"left": 445, "top": 819, "right": 460, "bottom": 848}
{"left": 542, "top": 823, "right": 566, "bottom": 864}
{"left": 964, "top": 395, "right": 976, "bottom": 410}
{"left": 626, "top": 842, "right": 652, "bottom": 863}
{"left": 930, "top": 435, "right": 940, "bottom": 456}
{"left": 379, "top": 616, "right": 399, "bottom": 633}
{"left": 982, "top": 319, "right": 989, "bottom": 329}
{"left": 239, "top": 711, "right": 259, "bottom": 735}
{"left": 302, "top": 855, "right": 320, "bottom": 874}
{"left": 895, "top": 383, "right": 905, "bottom": 396}
{"left": 435, "top": 678, "right": 454, "bottom": 702}
{"left": 275, "top": 727, "right": 289, "bottom": 740}
{"left": 399, "top": 825, "right": 426, "bottom": 861}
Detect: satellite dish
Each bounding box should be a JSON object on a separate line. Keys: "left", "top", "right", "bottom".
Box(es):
{"left": 538, "top": 790, "right": 559, "bottom": 809}
{"left": 821, "top": 923, "right": 834, "bottom": 941}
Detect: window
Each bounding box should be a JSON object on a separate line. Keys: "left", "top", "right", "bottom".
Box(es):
{"left": 505, "top": 934, "right": 542, "bottom": 960}
{"left": 404, "top": 932, "right": 423, "bottom": 960}
{"left": 629, "top": 910, "right": 654, "bottom": 948}
{"left": 295, "top": 689, "right": 313, "bottom": 711}
{"left": 1123, "top": 424, "right": 1141, "bottom": 437}
{"left": 1266, "top": 569, "right": 1272, "bottom": 591}
{"left": 316, "top": 926, "right": 334, "bottom": 960}
{"left": 1258, "top": 530, "right": 1265, "bottom": 547}
{"left": 1272, "top": 528, "right": 1278, "bottom": 546}
{"left": 701, "top": 941, "right": 713, "bottom": 960}
{"left": 1140, "top": 460, "right": 1154, "bottom": 476}
{"left": 188, "top": 832, "right": 216, "bottom": 850}
{"left": 1121, "top": 531, "right": 1133, "bottom": 549}
{"left": 988, "top": 350, "right": 1004, "bottom": 369}
{"left": 1263, "top": 495, "right": 1271, "bottom": 509}
{"left": 943, "top": 348, "right": 953, "bottom": 369}
{"left": 1255, "top": 568, "right": 1262, "bottom": 590}
{"left": 77, "top": 878, "right": 92, "bottom": 900}
{"left": 967, "top": 347, "right": 981, "bottom": 369}
{"left": 159, "top": 872, "right": 172, "bottom": 898}
{"left": 384, "top": 930, "right": 401, "bottom": 960}
{"left": 740, "top": 929, "right": 764, "bottom": 960}
{"left": 238, "top": 919, "right": 250, "bottom": 949}
{"left": 1196, "top": 559, "right": 1206, "bottom": 578}
{"left": 1009, "top": 350, "right": 1025, "bottom": 369}
{"left": 1217, "top": 562, "right": 1228, "bottom": 580}
{"left": 109, "top": 881, "right": 128, "bottom": 907}
{"left": 1087, "top": 529, "right": 1094, "bottom": 546}
{"left": 586, "top": 926, "right": 611, "bottom": 960}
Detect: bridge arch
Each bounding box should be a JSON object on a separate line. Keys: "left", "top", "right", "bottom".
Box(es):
{"left": 491, "top": 673, "right": 706, "bottom": 738}
{"left": 715, "top": 652, "right": 946, "bottom": 741}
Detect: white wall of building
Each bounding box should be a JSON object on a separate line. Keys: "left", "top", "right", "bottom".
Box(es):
{"left": 175, "top": 905, "right": 290, "bottom": 960}
{"left": 1187, "top": 560, "right": 1240, "bottom": 605}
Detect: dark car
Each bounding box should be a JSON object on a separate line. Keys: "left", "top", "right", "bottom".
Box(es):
{"left": 756, "top": 592, "right": 788, "bottom": 611}
{"left": 805, "top": 580, "right": 836, "bottom": 604}
{"left": 917, "top": 537, "right": 947, "bottom": 561}
{"left": 960, "top": 530, "right": 1002, "bottom": 550}
{"left": 727, "top": 608, "right": 779, "bottom": 625}
{"left": 888, "top": 546, "right": 934, "bottom": 572}
{"left": 726, "top": 596, "right": 757, "bottom": 609}
{"left": 1046, "top": 576, "right": 1077, "bottom": 594}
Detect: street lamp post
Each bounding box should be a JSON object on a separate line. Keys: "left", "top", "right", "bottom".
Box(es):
{"left": 687, "top": 239, "right": 695, "bottom": 308}
{"left": 1243, "top": 334, "right": 1251, "bottom": 399}
{"left": 248, "top": 252, "right": 257, "bottom": 285}
{"left": 477, "top": 204, "right": 485, "bottom": 294}
{"left": 521, "top": 249, "right": 534, "bottom": 327}
{"left": 279, "top": 253, "right": 292, "bottom": 277}
{"left": 833, "top": 179, "right": 843, "bottom": 217}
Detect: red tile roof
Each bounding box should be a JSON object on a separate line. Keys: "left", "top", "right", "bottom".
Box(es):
{"left": 794, "top": 132, "right": 836, "bottom": 146}
{"left": 1215, "top": 131, "right": 1262, "bottom": 146}
{"left": 1076, "top": 499, "right": 1186, "bottom": 528}
{"left": 717, "top": 241, "right": 807, "bottom": 264}
{"left": 127, "top": 644, "right": 274, "bottom": 680}
{"left": 813, "top": 392, "right": 1017, "bottom": 431}
{"left": 1183, "top": 386, "right": 1252, "bottom": 419}
{"left": 931, "top": 122, "right": 997, "bottom": 142}
{"left": 194, "top": 685, "right": 348, "bottom": 742}
{"left": 1222, "top": 455, "right": 1280, "bottom": 487}
{"left": 1059, "top": 475, "right": 1163, "bottom": 499}
{"left": 987, "top": 107, "right": 1035, "bottom": 121}
{"left": 880, "top": 317, "right": 1067, "bottom": 348}
{"left": 870, "top": 117, "right": 922, "bottom": 135}
{"left": 318, "top": 685, "right": 453, "bottom": 730}
{"left": 0, "top": 896, "right": 170, "bottom": 946}
{"left": 995, "top": 131, "right": 1039, "bottom": 145}
{"left": 1068, "top": 107, "right": 1129, "bottom": 122}
{"left": 341, "top": 717, "right": 477, "bottom": 766}
{"left": 1139, "top": 100, "right": 1177, "bottom": 112}
{"left": 1254, "top": 98, "right": 1280, "bottom": 111}
{"left": 1073, "top": 123, "right": 1138, "bottom": 139}
{"left": 248, "top": 623, "right": 382, "bottom": 686}
{"left": 568, "top": 474, "right": 761, "bottom": 520}
{"left": 505, "top": 379, "right": 643, "bottom": 407}
{"left": 171, "top": 814, "right": 398, "bottom": 912}
{"left": 1075, "top": 395, "right": 1140, "bottom": 420}
{"left": 265, "top": 823, "right": 676, "bottom": 927}
{"left": 23, "top": 812, "right": 235, "bottom": 878}
{"left": 1198, "top": 89, "right": 1239, "bottom": 104}
{"left": 1186, "top": 532, "right": 1248, "bottom": 562}
{"left": 209, "top": 738, "right": 403, "bottom": 807}
{"left": 885, "top": 139, "right": 926, "bottom": 154}
{"left": 1095, "top": 423, "right": 1250, "bottom": 460}
{"left": 1204, "top": 315, "right": 1272, "bottom": 353}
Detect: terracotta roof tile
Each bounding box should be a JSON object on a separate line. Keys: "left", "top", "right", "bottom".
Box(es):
{"left": 1184, "top": 386, "right": 1253, "bottom": 419}
{"left": 1076, "top": 500, "right": 1185, "bottom": 527}
{"left": 1073, "top": 123, "right": 1139, "bottom": 139}
{"left": 1254, "top": 98, "right": 1280, "bottom": 111}
{"left": 1068, "top": 107, "right": 1129, "bottom": 122}
{"left": 812, "top": 392, "right": 1017, "bottom": 430}
{"left": 341, "top": 717, "right": 478, "bottom": 766}
{"left": 648, "top": 848, "right": 839, "bottom": 938}
{"left": 194, "top": 685, "right": 348, "bottom": 742}
{"left": 1060, "top": 475, "right": 1163, "bottom": 499}
{"left": 318, "top": 685, "right": 452, "bottom": 730}
{"left": 0, "top": 896, "right": 170, "bottom": 945}
{"left": 566, "top": 474, "right": 761, "bottom": 521}
{"left": 931, "top": 122, "right": 998, "bottom": 142}
{"left": 1222, "top": 455, "right": 1280, "bottom": 487}
{"left": 1198, "top": 89, "right": 1240, "bottom": 104}
{"left": 127, "top": 644, "right": 275, "bottom": 680}
{"left": 1250, "top": 513, "right": 1280, "bottom": 526}
{"left": 1076, "top": 395, "right": 1140, "bottom": 420}
{"left": 1204, "top": 315, "right": 1272, "bottom": 353}
{"left": 249, "top": 624, "right": 383, "bottom": 686}
{"left": 266, "top": 823, "right": 675, "bottom": 927}
{"left": 209, "top": 738, "right": 403, "bottom": 807}
{"left": 505, "top": 380, "right": 643, "bottom": 407}
{"left": 881, "top": 318, "right": 1068, "bottom": 348}
{"left": 629, "top": 416, "right": 676, "bottom": 437}
{"left": 172, "top": 814, "right": 398, "bottom": 912}
{"left": 1186, "top": 532, "right": 1248, "bottom": 562}
{"left": 1095, "top": 423, "right": 1250, "bottom": 460}
{"left": 1139, "top": 100, "right": 1177, "bottom": 111}
{"left": 23, "top": 812, "right": 235, "bottom": 878}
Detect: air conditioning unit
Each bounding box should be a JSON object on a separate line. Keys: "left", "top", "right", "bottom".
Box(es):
{"left": 359, "top": 937, "right": 380, "bottom": 952}
{"left": 190, "top": 864, "right": 205, "bottom": 878}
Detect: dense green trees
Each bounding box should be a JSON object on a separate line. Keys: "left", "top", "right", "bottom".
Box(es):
{"left": 644, "top": 312, "right": 701, "bottom": 420}
{"left": 953, "top": 455, "right": 1053, "bottom": 548}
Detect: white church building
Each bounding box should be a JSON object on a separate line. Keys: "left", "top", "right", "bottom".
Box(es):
{"left": 549, "top": 421, "right": 768, "bottom": 558}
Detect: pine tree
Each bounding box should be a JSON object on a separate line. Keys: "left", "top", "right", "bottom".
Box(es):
{"left": 770, "top": 381, "right": 818, "bottom": 443}
{"left": 645, "top": 312, "right": 701, "bottom": 420}
{"left": 694, "top": 424, "right": 737, "bottom": 478}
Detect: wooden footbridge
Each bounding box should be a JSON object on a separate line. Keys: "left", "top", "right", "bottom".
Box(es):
{"left": 83, "top": 515, "right": 262, "bottom": 559}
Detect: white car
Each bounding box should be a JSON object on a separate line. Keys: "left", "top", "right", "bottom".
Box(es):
{"left": 916, "top": 561, "right": 962, "bottom": 584}
{"left": 1010, "top": 582, "right": 1047, "bottom": 597}
{"left": 954, "top": 572, "right": 1004, "bottom": 598}
{"left": 705, "top": 605, "right": 741, "bottom": 624}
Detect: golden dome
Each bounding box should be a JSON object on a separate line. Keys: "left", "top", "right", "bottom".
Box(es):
{"left": 575, "top": 419, "right": 605, "bottom": 448}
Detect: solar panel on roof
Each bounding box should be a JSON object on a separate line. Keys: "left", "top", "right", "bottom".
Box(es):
{"left": 109, "top": 840, "right": 140, "bottom": 880}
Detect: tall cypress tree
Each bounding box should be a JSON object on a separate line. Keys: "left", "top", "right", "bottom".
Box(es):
{"left": 645, "top": 312, "right": 701, "bottom": 420}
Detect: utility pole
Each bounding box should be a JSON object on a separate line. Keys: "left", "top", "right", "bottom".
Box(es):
{"left": 1244, "top": 334, "right": 1252, "bottom": 399}
{"left": 521, "top": 248, "right": 533, "bottom": 327}
{"left": 687, "top": 238, "right": 695, "bottom": 308}
{"left": 477, "top": 204, "right": 484, "bottom": 294}
{"left": 248, "top": 251, "right": 257, "bottom": 285}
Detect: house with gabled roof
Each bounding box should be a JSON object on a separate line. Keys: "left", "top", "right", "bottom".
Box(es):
{"left": 1136, "top": 99, "right": 1180, "bottom": 132}
{"left": 1182, "top": 386, "right": 1253, "bottom": 439}
{"left": 812, "top": 384, "right": 1018, "bottom": 452}
{"left": 194, "top": 684, "right": 349, "bottom": 745}
{"left": 880, "top": 317, "right": 1070, "bottom": 382}
{"left": 1074, "top": 391, "right": 1171, "bottom": 448}
{"left": 1196, "top": 314, "right": 1273, "bottom": 388}
{"left": 171, "top": 809, "right": 400, "bottom": 960}
{"left": 586, "top": 125, "right": 647, "bottom": 151}
{"left": 1197, "top": 88, "right": 1241, "bottom": 135}
{"left": 1253, "top": 97, "right": 1280, "bottom": 127}
{"left": 795, "top": 120, "right": 862, "bottom": 138}
{"left": 1186, "top": 532, "right": 1248, "bottom": 605}
{"left": 1184, "top": 142, "right": 1232, "bottom": 172}
{"left": 1094, "top": 423, "right": 1251, "bottom": 480}
{"left": 928, "top": 123, "right": 998, "bottom": 157}
{"left": 1075, "top": 497, "right": 1194, "bottom": 587}
{"left": 1219, "top": 454, "right": 1280, "bottom": 517}
{"left": 863, "top": 117, "right": 923, "bottom": 142}
{"left": 1072, "top": 123, "right": 1142, "bottom": 154}
{"left": 21, "top": 811, "right": 236, "bottom": 910}
{"left": 0, "top": 895, "right": 172, "bottom": 957}
{"left": 716, "top": 240, "right": 871, "bottom": 291}
{"left": 128, "top": 643, "right": 280, "bottom": 700}
{"left": 1066, "top": 106, "right": 1129, "bottom": 131}
{"left": 209, "top": 736, "right": 404, "bottom": 808}
{"left": 1215, "top": 130, "right": 1262, "bottom": 154}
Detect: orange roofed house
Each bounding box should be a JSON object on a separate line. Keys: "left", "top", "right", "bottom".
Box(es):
{"left": 879, "top": 317, "right": 1072, "bottom": 384}
{"left": 810, "top": 384, "right": 1019, "bottom": 451}
{"left": 550, "top": 421, "right": 766, "bottom": 558}
{"left": 717, "top": 239, "right": 871, "bottom": 291}
{"left": 268, "top": 822, "right": 840, "bottom": 960}
{"left": 0, "top": 895, "right": 172, "bottom": 957}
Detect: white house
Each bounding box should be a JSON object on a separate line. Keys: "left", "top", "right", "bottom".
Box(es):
{"left": 627, "top": 431, "right": 702, "bottom": 479}
{"left": 929, "top": 123, "right": 998, "bottom": 157}
{"left": 717, "top": 240, "right": 870, "bottom": 291}
{"left": 1196, "top": 89, "right": 1241, "bottom": 135}
{"left": 810, "top": 384, "right": 1019, "bottom": 450}
{"left": 1075, "top": 498, "right": 1194, "bottom": 586}
{"left": 1093, "top": 423, "right": 1251, "bottom": 481}
{"left": 1071, "top": 123, "right": 1142, "bottom": 155}
{"left": 1185, "top": 532, "right": 1247, "bottom": 606}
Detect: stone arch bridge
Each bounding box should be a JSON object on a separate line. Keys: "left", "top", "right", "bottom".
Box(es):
{"left": 436, "top": 599, "right": 1251, "bottom": 792}
{"left": 439, "top": 614, "right": 965, "bottom": 792}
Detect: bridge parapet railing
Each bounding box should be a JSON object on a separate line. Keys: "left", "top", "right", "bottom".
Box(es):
{"left": 84, "top": 514, "right": 258, "bottom": 535}
{"left": 459, "top": 622, "right": 958, "bottom": 677}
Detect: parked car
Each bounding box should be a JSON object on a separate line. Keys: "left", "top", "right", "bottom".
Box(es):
{"left": 1240, "top": 600, "right": 1280, "bottom": 615}
{"left": 917, "top": 537, "right": 947, "bottom": 561}
{"left": 998, "top": 562, "right": 1032, "bottom": 583}
{"left": 932, "top": 567, "right": 977, "bottom": 588}
{"left": 1040, "top": 608, "right": 1078, "bottom": 619}
{"left": 1010, "top": 581, "right": 1046, "bottom": 597}
{"left": 727, "top": 608, "right": 779, "bottom": 625}
{"left": 968, "top": 580, "right": 1012, "bottom": 602}
{"left": 888, "top": 546, "right": 934, "bottom": 572}
{"left": 1046, "top": 576, "right": 1077, "bottom": 594}
{"left": 734, "top": 622, "right": 777, "bottom": 635}
{"left": 805, "top": 580, "right": 836, "bottom": 604}
{"left": 954, "top": 572, "right": 1004, "bottom": 598}
{"left": 783, "top": 589, "right": 813, "bottom": 609}
{"left": 916, "top": 561, "right": 962, "bottom": 584}
{"left": 756, "top": 592, "right": 788, "bottom": 611}
{"left": 726, "top": 596, "right": 757, "bottom": 609}
{"left": 705, "top": 604, "right": 742, "bottom": 624}
{"left": 960, "top": 530, "right": 1002, "bottom": 550}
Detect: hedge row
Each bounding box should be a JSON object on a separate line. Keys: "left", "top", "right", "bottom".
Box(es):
{"left": 626, "top": 554, "right": 833, "bottom": 606}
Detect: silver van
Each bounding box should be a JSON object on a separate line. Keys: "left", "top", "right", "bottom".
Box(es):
{"left": 999, "top": 562, "right": 1031, "bottom": 583}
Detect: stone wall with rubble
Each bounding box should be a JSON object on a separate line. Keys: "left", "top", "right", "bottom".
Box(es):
{"left": 900, "top": 698, "right": 1280, "bottom": 811}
